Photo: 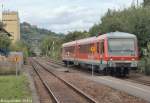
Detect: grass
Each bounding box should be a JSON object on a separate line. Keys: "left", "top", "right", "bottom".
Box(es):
{"left": 0, "top": 75, "right": 32, "bottom": 103}
{"left": 138, "top": 58, "right": 150, "bottom": 76}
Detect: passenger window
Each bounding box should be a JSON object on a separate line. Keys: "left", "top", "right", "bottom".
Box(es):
{"left": 97, "top": 42, "right": 100, "bottom": 53}
{"left": 100, "top": 40, "right": 104, "bottom": 54}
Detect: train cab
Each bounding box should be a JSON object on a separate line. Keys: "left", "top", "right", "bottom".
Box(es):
{"left": 97, "top": 32, "right": 139, "bottom": 76}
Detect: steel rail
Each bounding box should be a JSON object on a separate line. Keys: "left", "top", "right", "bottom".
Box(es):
{"left": 34, "top": 59, "right": 99, "bottom": 103}
{"left": 30, "top": 59, "right": 60, "bottom": 103}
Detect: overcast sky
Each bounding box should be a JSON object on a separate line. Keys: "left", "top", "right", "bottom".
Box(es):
{"left": 1, "top": 0, "right": 143, "bottom": 34}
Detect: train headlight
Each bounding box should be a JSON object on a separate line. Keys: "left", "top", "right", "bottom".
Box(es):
{"left": 109, "top": 62, "right": 113, "bottom": 67}
{"left": 108, "top": 61, "right": 115, "bottom": 67}
{"left": 132, "top": 58, "right": 135, "bottom": 61}
{"left": 110, "top": 58, "right": 113, "bottom": 61}
{"left": 131, "top": 61, "right": 137, "bottom": 67}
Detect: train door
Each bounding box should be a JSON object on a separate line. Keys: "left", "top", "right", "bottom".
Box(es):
{"left": 99, "top": 39, "right": 105, "bottom": 71}
{"left": 100, "top": 40, "right": 104, "bottom": 62}
{"left": 74, "top": 42, "right": 79, "bottom": 65}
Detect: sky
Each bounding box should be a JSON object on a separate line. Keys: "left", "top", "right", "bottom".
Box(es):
{"left": 0, "top": 0, "right": 143, "bottom": 34}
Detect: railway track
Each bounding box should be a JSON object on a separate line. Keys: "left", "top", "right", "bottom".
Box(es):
{"left": 30, "top": 59, "right": 59, "bottom": 103}
{"left": 126, "top": 78, "right": 150, "bottom": 86}
{"left": 44, "top": 58, "right": 101, "bottom": 75}
{"left": 47, "top": 59, "right": 64, "bottom": 67}
{"left": 30, "top": 58, "right": 98, "bottom": 103}
{"left": 44, "top": 58, "right": 150, "bottom": 87}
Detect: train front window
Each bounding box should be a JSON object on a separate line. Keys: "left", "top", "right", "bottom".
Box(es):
{"left": 108, "top": 38, "right": 135, "bottom": 56}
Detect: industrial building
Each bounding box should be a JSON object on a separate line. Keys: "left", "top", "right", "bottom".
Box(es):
{"left": 2, "top": 11, "right": 20, "bottom": 43}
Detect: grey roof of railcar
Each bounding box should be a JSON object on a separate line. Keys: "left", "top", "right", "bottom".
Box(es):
{"left": 104, "top": 32, "right": 136, "bottom": 38}
{"left": 63, "top": 32, "right": 137, "bottom": 47}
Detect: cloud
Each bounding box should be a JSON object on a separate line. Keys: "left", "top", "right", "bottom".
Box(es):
{"left": 27, "top": 5, "right": 102, "bottom": 33}
{"left": 1, "top": 0, "right": 144, "bottom": 33}
{"left": 47, "top": 20, "right": 94, "bottom": 34}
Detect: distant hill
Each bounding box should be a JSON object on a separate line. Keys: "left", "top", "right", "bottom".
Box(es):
{"left": 21, "top": 22, "right": 62, "bottom": 41}
{"left": 20, "top": 22, "right": 64, "bottom": 55}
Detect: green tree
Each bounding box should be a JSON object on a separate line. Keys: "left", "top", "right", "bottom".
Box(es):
{"left": 10, "top": 41, "right": 30, "bottom": 60}
{"left": 0, "top": 34, "right": 11, "bottom": 48}
{"left": 143, "top": 0, "right": 150, "bottom": 7}
{"left": 63, "top": 31, "right": 90, "bottom": 42}
{"left": 0, "top": 22, "right": 11, "bottom": 55}
{"left": 40, "top": 36, "right": 62, "bottom": 60}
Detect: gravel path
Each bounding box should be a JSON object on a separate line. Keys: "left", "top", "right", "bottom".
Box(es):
{"left": 23, "top": 65, "right": 40, "bottom": 103}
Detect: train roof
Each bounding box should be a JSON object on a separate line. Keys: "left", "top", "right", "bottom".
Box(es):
{"left": 62, "top": 32, "right": 136, "bottom": 47}
{"left": 63, "top": 37, "right": 97, "bottom": 47}
{"left": 62, "top": 41, "right": 76, "bottom": 47}
{"left": 98, "top": 32, "right": 136, "bottom": 39}
{"left": 77, "top": 37, "right": 96, "bottom": 45}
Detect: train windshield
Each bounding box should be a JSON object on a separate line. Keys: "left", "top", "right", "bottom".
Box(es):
{"left": 108, "top": 38, "right": 135, "bottom": 56}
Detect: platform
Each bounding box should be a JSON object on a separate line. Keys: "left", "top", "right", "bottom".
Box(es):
{"left": 89, "top": 76, "right": 150, "bottom": 102}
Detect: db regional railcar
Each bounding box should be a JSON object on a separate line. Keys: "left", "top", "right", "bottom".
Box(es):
{"left": 62, "top": 32, "right": 139, "bottom": 76}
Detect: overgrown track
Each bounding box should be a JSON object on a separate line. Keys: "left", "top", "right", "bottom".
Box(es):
{"left": 31, "top": 58, "right": 98, "bottom": 103}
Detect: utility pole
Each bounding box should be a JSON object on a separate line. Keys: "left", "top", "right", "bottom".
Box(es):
{"left": 46, "top": 44, "right": 48, "bottom": 57}
{"left": 0, "top": 4, "right": 3, "bottom": 21}
{"left": 52, "top": 41, "right": 55, "bottom": 58}
{"left": 137, "top": 0, "right": 139, "bottom": 7}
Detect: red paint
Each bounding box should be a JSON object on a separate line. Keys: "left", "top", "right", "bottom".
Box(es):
{"left": 62, "top": 34, "right": 139, "bottom": 63}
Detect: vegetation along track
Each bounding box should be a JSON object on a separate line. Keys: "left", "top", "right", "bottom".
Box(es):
{"left": 30, "top": 58, "right": 98, "bottom": 103}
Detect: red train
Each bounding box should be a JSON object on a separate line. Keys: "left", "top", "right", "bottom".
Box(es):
{"left": 62, "top": 32, "right": 139, "bottom": 76}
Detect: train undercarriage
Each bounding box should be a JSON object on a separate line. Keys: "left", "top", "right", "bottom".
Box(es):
{"left": 63, "top": 60, "right": 137, "bottom": 77}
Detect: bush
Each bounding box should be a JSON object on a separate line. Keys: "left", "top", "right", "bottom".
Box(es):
{"left": 40, "top": 36, "right": 63, "bottom": 60}
{"left": 138, "top": 59, "right": 145, "bottom": 73}
{"left": 10, "top": 41, "right": 30, "bottom": 62}
{"left": 144, "top": 58, "right": 150, "bottom": 75}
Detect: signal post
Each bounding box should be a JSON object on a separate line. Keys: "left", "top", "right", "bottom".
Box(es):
{"left": 91, "top": 46, "right": 96, "bottom": 77}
